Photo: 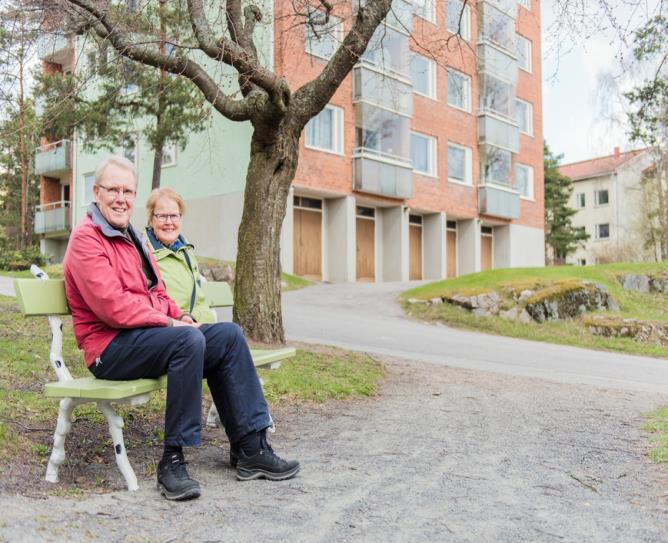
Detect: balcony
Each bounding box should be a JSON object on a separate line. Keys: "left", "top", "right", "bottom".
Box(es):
{"left": 353, "top": 150, "right": 413, "bottom": 199}
{"left": 35, "top": 140, "right": 72, "bottom": 177}
{"left": 477, "top": 43, "right": 517, "bottom": 84}
{"left": 353, "top": 65, "right": 412, "bottom": 116}
{"left": 479, "top": 184, "right": 520, "bottom": 219}
{"left": 478, "top": 1, "right": 516, "bottom": 54}
{"left": 354, "top": 0, "right": 413, "bottom": 34}
{"left": 34, "top": 201, "right": 71, "bottom": 236}
{"left": 38, "top": 34, "right": 72, "bottom": 65}
{"left": 478, "top": 113, "right": 519, "bottom": 152}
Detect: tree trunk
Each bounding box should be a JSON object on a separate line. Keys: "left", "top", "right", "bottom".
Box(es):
{"left": 18, "top": 53, "right": 28, "bottom": 250}
{"left": 233, "top": 123, "right": 299, "bottom": 344}
{"left": 151, "top": 143, "right": 163, "bottom": 190}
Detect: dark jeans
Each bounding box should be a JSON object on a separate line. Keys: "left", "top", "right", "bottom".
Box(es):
{"left": 91, "top": 323, "right": 271, "bottom": 447}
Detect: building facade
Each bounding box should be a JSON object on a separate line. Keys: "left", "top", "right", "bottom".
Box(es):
{"left": 35, "top": 0, "right": 545, "bottom": 281}
{"left": 559, "top": 147, "right": 656, "bottom": 265}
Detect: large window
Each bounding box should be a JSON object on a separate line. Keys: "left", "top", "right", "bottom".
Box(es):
{"left": 83, "top": 172, "right": 95, "bottom": 205}
{"left": 576, "top": 192, "right": 586, "bottom": 208}
{"left": 120, "top": 133, "right": 138, "bottom": 165}
{"left": 595, "top": 189, "right": 609, "bottom": 206}
{"left": 411, "top": 53, "right": 436, "bottom": 99}
{"left": 305, "top": 13, "right": 343, "bottom": 60}
{"left": 447, "top": 69, "right": 471, "bottom": 112}
{"left": 481, "top": 74, "right": 515, "bottom": 119}
{"left": 305, "top": 105, "right": 344, "bottom": 154}
{"left": 356, "top": 103, "right": 410, "bottom": 161}
{"left": 516, "top": 34, "right": 532, "bottom": 73}
{"left": 448, "top": 142, "right": 472, "bottom": 184}
{"left": 516, "top": 99, "right": 533, "bottom": 135}
{"left": 411, "top": 132, "right": 437, "bottom": 176}
{"left": 482, "top": 3, "right": 515, "bottom": 52}
{"left": 481, "top": 145, "right": 511, "bottom": 185}
{"left": 596, "top": 223, "right": 610, "bottom": 239}
{"left": 446, "top": 0, "right": 471, "bottom": 41}
{"left": 413, "top": 0, "right": 436, "bottom": 22}
{"left": 362, "top": 26, "right": 410, "bottom": 77}
{"left": 515, "top": 163, "right": 534, "bottom": 199}
{"left": 161, "top": 141, "right": 177, "bottom": 167}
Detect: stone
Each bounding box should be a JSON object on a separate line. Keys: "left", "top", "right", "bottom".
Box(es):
{"left": 473, "top": 308, "right": 491, "bottom": 317}
{"left": 500, "top": 307, "right": 519, "bottom": 320}
{"left": 618, "top": 274, "right": 650, "bottom": 293}
{"left": 519, "top": 309, "right": 533, "bottom": 324}
{"left": 430, "top": 297, "right": 443, "bottom": 305}
{"left": 524, "top": 282, "right": 619, "bottom": 322}
{"left": 519, "top": 290, "right": 534, "bottom": 302}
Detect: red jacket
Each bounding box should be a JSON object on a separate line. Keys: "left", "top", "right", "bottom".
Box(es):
{"left": 63, "top": 204, "right": 182, "bottom": 367}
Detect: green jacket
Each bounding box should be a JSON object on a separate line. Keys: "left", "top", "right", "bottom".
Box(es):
{"left": 145, "top": 228, "right": 215, "bottom": 324}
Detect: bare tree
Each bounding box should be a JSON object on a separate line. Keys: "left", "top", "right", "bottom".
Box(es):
{"left": 50, "top": 0, "right": 396, "bottom": 343}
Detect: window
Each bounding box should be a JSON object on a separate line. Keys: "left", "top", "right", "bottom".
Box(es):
{"left": 411, "top": 54, "right": 436, "bottom": 99}
{"left": 518, "top": 0, "right": 531, "bottom": 9}
{"left": 446, "top": 0, "right": 471, "bottom": 41}
{"left": 413, "top": 0, "right": 436, "bottom": 22}
{"left": 481, "top": 145, "right": 512, "bottom": 185}
{"left": 411, "top": 132, "right": 437, "bottom": 176}
{"left": 362, "top": 26, "right": 410, "bottom": 77}
{"left": 595, "top": 189, "right": 609, "bottom": 206}
{"left": 596, "top": 223, "right": 610, "bottom": 239}
{"left": 481, "top": 4, "right": 515, "bottom": 52}
{"left": 448, "top": 142, "right": 472, "bottom": 185}
{"left": 576, "top": 192, "right": 586, "bottom": 208}
{"left": 305, "top": 13, "right": 343, "bottom": 60}
{"left": 447, "top": 69, "right": 471, "bottom": 112}
{"left": 516, "top": 99, "right": 533, "bottom": 135}
{"left": 481, "top": 74, "right": 515, "bottom": 118}
{"left": 515, "top": 163, "right": 534, "bottom": 199}
{"left": 516, "top": 34, "right": 532, "bottom": 73}
{"left": 83, "top": 172, "right": 95, "bottom": 205}
{"left": 161, "top": 141, "right": 177, "bottom": 167}
{"left": 577, "top": 258, "right": 586, "bottom": 266}
{"left": 120, "top": 134, "right": 138, "bottom": 165}
{"left": 305, "top": 105, "right": 344, "bottom": 154}
{"left": 356, "top": 103, "right": 411, "bottom": 161}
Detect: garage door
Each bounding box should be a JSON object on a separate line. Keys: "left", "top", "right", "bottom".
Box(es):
{"left": 356, "top": 207, "right": 375, "bottom": 281}
{"left": 446, "top": 226, "right": 457, "bottom": 278}
{"left": 409, "top": 215, "right": 422, "bottom": 280}
{"left": 293, "top": 197, "right": 322, "bottom": 280}
{"left": 481, "top": 227, "right": 493, "bottom": 271}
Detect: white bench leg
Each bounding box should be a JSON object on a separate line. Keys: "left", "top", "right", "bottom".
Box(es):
{"left": 206, "top": 403, "right": 220, "bottom": 428}
{"left": 46, "top": 397, "right": 76, "bottom": 484}
{"left": 98, "top": 401, "right": 138, "bottom": 491}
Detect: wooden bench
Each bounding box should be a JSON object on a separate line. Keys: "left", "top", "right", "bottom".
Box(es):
{"left": 13, "top": 266, "right": 295, "bottom": 491}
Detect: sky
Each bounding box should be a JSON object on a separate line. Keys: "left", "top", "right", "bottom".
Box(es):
{"left": 540, "top": 1, "right": 663, "bottom": 165}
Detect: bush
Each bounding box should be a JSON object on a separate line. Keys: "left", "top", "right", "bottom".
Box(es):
{"left": 0, "top": 245, "right": 47, "bottom": 271}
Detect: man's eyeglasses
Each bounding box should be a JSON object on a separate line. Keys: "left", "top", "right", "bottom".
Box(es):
{"left": 97, "top": 184, "right": 137, "bottom": 199}
{"left": 153, "top": 213, "right": 182, "bottom": 223}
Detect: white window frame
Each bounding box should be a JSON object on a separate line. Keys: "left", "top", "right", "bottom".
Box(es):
{"left": 305, "top": 13, "right": 343, "bottom": 61}
{"left": 119, "top": 132, "right": 139, "bottom": 166}
{"left": 594, "top": 189, "right": 610, "bottom": 207}
{"left": 595, "top": 223, "right": 610, "bottom": 240}
{"left": 516, "top": 98, "right": 534, "bottom": 136}
{"left": 518, "top": 0, "right": 531, "bottom": 10}
{"left": 413, "top": 0, "right": 436, "bottom": 23}
{"left": 516, "top": 33, "right": 532, "bottom": 73}
{"left": 83, "top": 172, "right": 95, "bottom": 206}
{"left": 446, "top": 0, "right": 471, "bottom": 42}
{"left": 161, "top": 140, "right": 178, "bottom": 168}
{"left": 305, "top": 104, "right": 344, "bottom": 155}
{"left": 447, "top": 68, "right": 471, "bottom": 113}
{"left": 411, "top": 131, "right": 438, "bottom": 177}
{"left": 515, "top": 163, "right": 534, "bottom": 200}
{"left": 447, "top": 142, "right": 472, "bottom": 186}
{"left": 576, "top": 192, "right": 586, "bottom": 208}
{"left": 411, "top": 53, "right": 437, "bottom": 100}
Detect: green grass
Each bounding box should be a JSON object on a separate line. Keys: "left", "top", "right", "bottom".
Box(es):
{"left": 402, "top": 262, "right": 668, "bottom": 359}
{"left": 643, "top": 406, "right": 668, "bottom": 463}
{"left": 0, "top": 264, "right": 64, "bottom": 279}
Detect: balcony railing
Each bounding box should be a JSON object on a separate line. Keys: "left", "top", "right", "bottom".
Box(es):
{"left": 353, "top": 149, "right": 413, "bottom": 199}
{"left": 478, "top": 113, "right": 519, "bottom": 152}
{"left": 479, "top": 184, "right": 520, "bottom": 219}
{"left": 34, "top": 200, "right": 71, "bottom": 235}
{"left": 353, "top": 65, "right": 412, "bottom": 116}
{"left": 477, "top": 43, "right": 517, "bottom": 84}
{"left": 35, "top": 140, "right": 72, "bottom": 177}
{"left": 38, "top": 34, "right": 72, "bottom": 64}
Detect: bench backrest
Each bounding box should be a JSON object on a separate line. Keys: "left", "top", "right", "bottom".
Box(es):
{"left": 13, "top": 278, "right": 70, "bottom": 316}
{"left": 200, "top": 281, "right": 234, "bottom": 308}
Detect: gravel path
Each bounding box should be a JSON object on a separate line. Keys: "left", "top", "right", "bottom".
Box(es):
{"left": 0, "top": 357, "right": 666, "bottom": 542}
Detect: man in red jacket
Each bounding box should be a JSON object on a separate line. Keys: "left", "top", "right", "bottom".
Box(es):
{"left": 63, "top": 156, "right": 299, "bottom": 501}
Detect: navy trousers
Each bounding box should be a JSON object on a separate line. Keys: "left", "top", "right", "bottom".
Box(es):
{"left": 91, "top": 323, "right": 271, "bottom": 447}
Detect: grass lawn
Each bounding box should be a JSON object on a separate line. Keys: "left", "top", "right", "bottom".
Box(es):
{"left": 0, "top": 294, "right": 382, "bottom": 494}
{"left": 643, "top": 406, "right": 668, "bottom": 463}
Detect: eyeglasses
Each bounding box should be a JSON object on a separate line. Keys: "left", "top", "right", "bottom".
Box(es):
{"left": 153, "top": 213, "right": 182, "bottom": 223}
{"left": 97, "top": 184, "right": 137, "bottom": 199}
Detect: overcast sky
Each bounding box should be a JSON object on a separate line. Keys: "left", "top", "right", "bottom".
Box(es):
{"left": 540, "top": 1, "right": 662, "bottom": 165}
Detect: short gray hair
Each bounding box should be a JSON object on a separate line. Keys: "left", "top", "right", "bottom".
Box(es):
{"left": 95, "top": 155, "right": 138, "bottom": 187}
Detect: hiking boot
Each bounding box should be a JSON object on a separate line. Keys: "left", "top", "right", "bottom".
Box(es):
{"left": 235, "top": 436, "right": 300, "bottom": 481}
{"left": 157, "top": 452, "right": 201, "bottom": 501}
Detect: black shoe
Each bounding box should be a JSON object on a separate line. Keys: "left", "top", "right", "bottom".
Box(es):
{"left": 235, "top": 436, "right": 300, "bottom": 481}
{"left": 157, "top": 452, "right": 201, "bottom": 501}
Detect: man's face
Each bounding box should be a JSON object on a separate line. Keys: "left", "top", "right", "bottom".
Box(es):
{"left": 93, "top": 163, "right": 137, "bottom": 229}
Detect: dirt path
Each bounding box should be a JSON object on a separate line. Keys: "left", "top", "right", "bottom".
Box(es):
{"left": 0, "top": 358, "right": 666, "bottom": 542}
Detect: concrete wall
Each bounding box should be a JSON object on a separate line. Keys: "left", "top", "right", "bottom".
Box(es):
{"left": 457, "top": 218, "right": 480, "bottom": 275}
{"left": 495, "top": 224, "right": 545, "bottom": 268}
{"left": 423, "top": 212, "right": 445, "bottom": 280}
{"left": 381, "top": 206, "right": 409, "bottom": 281}
{"left": 325, "top": 196, "right": 356, "bottom": 282}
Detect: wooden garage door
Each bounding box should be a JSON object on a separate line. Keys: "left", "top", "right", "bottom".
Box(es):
{"left": 356, "top": 216, "right": 375, "bottom": 281}
{"left": 293, "top": 208, "right": 322, "bottom": 279}
{"left": 409, "top": 223, "right": 422, "bottom": 280}
{"left": 481, "top": 234, "right": 493, "bottom": 271}
{"left": 446, "top": 230, "right": 457, "bottom": 278}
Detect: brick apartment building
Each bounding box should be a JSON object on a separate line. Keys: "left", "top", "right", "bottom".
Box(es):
{"left": 34, "top": 0, "right": 545, "bottom": 281}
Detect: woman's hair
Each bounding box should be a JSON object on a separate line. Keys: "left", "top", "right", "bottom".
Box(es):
{"left": 146, "top": 187, "right": 186, "bottom": 225}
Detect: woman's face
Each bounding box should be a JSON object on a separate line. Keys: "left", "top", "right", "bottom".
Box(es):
{"left": 150, "top": 196, "right": 182, "bottom": 246}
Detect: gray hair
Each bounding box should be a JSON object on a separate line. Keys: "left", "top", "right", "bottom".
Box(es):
{"left": 95, "top": 155, "right": 138, "bottom": 186}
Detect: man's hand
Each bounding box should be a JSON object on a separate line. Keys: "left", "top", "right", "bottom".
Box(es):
{"left": 172, "top": 318, "right": 200, "bottom": 328}
{"left": 179, "top": 314, "right": 195, "bottom": 325}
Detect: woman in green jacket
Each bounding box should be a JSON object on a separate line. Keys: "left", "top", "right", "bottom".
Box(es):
{"left": 144, "top": 187, "right": 215, "bottom": 324}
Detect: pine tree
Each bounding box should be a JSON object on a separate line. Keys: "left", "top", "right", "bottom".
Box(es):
{"left": 544, "top": 144, "right": 589, "bottom": 265}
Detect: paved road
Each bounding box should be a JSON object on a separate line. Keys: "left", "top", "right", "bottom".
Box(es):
{"left": 283, "top": 281, "right": 668, "bottom": 394}
{"left": 0, "top": 276, "right": 14, "bottom": 297}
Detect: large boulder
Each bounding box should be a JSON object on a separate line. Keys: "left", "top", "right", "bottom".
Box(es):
{"left": 585, "top": 315, "right": 668, "bottom": 346}
{"left": 524, "top": 281, "right": 619, "bottom": 323}
{"left": 618, "top": 274, "right": 650, "bottom": 293}
{"left": 199, "top": 263, "right": 235, "bottom": 284}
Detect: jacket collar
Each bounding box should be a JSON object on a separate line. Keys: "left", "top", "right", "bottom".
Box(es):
{"left": 145, "top": 227, "right": 193, "bottom": 253}
{"left": 87, "top": 202, "right": 143, "bottom": 241}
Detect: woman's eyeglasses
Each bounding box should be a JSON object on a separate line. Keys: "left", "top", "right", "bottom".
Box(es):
{"left": 153, "top": 213, "right": 182, "bottom": 223}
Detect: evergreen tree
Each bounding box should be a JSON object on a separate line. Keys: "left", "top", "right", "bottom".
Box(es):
{"left": 544, "top": 144, "right": 589, "bottom": 264}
